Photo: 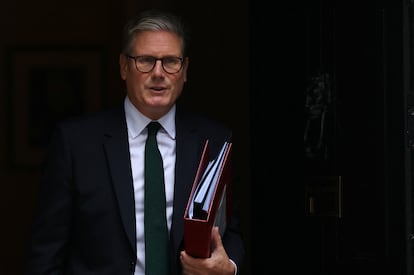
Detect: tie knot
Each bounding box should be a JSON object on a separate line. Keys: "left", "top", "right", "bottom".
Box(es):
{"left": 147, "top": 121, "right": 161, "bottom": 136}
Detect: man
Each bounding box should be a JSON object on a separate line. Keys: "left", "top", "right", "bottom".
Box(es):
{"left": 25, "top": 9, "right": 245, "bottom": 275}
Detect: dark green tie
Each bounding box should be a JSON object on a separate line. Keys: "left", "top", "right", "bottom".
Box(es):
{"left": 144, "top": 121, "right": 168, "bottom": 274}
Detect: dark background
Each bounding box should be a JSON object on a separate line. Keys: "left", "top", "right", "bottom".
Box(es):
{"left": 303, "top": 1, "right": 414, "bottom": 275}
{"left": 256, "top": 1, "right": 414, "bottom": 275}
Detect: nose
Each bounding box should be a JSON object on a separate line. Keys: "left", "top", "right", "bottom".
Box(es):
{"left": 152, "top": 59, "right": 165, "bottom": 75}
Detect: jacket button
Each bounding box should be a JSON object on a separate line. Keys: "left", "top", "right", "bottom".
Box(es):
{"left": 130, "top": 261, "right": 136, "bottom": 272}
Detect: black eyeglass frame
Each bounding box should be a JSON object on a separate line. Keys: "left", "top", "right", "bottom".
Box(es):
{"left": 125, "top": 54, "right": 184, "bottom": 74}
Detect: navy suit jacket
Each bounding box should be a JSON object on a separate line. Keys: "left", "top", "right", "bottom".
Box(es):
{"left": 25, "top": 104, "right": 245, "bottom": 275}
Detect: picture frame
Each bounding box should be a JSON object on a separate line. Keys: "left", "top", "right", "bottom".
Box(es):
{"left": 6, "top": 46, "right": 106, "bottom": 169}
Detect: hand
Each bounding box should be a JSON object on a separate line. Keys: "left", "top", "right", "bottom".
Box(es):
{"left": 180, "top": 226, "right": 235, "bottom": 275}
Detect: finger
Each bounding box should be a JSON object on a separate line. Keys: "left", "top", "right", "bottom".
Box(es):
{"left": 211, "top": 226, "right": 224, "bottom": 251}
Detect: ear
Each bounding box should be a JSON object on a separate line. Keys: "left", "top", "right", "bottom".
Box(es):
{"left": 119, "top": 54, "right": 128, "bottom": 80}
{"left": 182, "top": 57, "right": 189, "bottom": 82}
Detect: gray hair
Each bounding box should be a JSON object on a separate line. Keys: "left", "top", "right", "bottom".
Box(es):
{"left": 121, "top": 9, "right": 189, "bottom": 57}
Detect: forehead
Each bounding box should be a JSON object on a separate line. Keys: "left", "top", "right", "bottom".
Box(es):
{"left": 132, "top": 30, "right": 182, "bottom": 55}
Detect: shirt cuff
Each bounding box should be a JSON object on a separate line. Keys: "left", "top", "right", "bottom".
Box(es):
{"left": 229, "top": 259, "right": 237, "bottom": 275}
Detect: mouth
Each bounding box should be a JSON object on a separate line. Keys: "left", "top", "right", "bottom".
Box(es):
{"left": 149, "top": 86, "right": 166, "bottom": 92}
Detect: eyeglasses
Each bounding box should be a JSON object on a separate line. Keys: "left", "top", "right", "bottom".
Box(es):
{"left": 126, "top": 55, "right": 184, "bottom": 74}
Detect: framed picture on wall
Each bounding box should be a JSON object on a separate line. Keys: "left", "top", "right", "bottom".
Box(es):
{"left": 6, "top": 46, "right": 106, "bottom": 169}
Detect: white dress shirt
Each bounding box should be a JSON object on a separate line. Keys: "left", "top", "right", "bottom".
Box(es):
{"left": 124, "top": 96, "right": 176, "bottom": 275}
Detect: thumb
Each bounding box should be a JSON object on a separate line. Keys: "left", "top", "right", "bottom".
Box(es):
{"left": 211, "top": 226, "right": 224, "bottom": 252}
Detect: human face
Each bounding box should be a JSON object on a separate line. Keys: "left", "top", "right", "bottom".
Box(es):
{"left": 120, "top": 30, "right": 188, "bottom": 120}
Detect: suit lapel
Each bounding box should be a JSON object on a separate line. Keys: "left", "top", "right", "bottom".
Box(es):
{"left": 171, "top": 112, "right": 206, "bottom": 255}
{"left": 99, "top": 106, "right": 209, "bottom": 260}
{"left": 103, "top": 107, "right": 137, "bottom": 254}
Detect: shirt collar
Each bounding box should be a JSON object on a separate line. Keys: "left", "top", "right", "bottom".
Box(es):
{"left": 124, "top": 96, "right": 176, "bottom": 139}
